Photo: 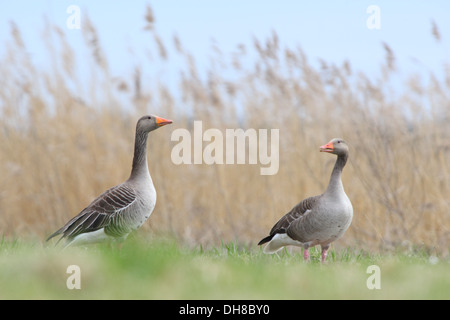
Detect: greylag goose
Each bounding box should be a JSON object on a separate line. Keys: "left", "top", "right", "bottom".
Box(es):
{"left": 258, "top": 138, "right": 353, "bottom": 263}
{"left": 47, "top": 115, "right": 172, "bottom": 247}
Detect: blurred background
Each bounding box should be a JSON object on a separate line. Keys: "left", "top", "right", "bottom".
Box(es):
{"left": 0, "top": 1, "right": 449, "bottom": 254}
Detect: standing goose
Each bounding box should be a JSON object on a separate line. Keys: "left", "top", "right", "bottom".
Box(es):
{"left": 47, "top": 115, "right": 172, "bottom": 247}
{"left": 258, "top": 138, "right": 353, "bottom": 263}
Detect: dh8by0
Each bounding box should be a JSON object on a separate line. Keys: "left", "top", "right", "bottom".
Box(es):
{"left": 223, "top": 305, "right": 269, "bottom": 315}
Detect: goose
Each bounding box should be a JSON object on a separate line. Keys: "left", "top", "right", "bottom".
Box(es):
{"left": 258, "top": 138, "right": 353, "bottom": 263}
{"left": 47, "top": 115, "right": 172, "bottom": 247}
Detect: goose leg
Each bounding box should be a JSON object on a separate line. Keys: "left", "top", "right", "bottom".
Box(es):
{"left": 303, "top": 248, "right": 309, "bottom": 261}
{"left": 303, "top": 245, "right": 310, "bottom": 261}
{"left": 321, "top": 245, "right": 330, "bottom": 263}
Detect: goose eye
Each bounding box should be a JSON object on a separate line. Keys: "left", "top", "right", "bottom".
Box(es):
{"left": 148, "top": 116, "right": 152, "bottom": 120}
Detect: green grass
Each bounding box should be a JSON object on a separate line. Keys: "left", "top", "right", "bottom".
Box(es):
{"left": 0, "top": 236, "right": 448, "bottom": 299}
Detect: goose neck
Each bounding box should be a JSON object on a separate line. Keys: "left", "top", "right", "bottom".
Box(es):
{"left": 325, "top": 153, "right": 348, "bottom": 196}
{"left": 129, "top": 130, "right": 150, "bottom": 181}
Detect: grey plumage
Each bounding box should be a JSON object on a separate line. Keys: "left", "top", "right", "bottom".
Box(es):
{"left": 47, "top": 115, "right": 172, "bottom": 247}
{"left": 258, "top": 138, "right": 353, "bottom": 262}
{"left": 257, "top": 195, "right": 320, "bottom": 245}
{"left": 47, "top": 184, "right": 136, "bottom": 242}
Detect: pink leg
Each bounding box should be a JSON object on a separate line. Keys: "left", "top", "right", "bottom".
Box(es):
{"left": 321, "top": 246, "right": 329, "bottom": 263}
{"left": 303, "top": 248, "right": 310, "bottom": 261}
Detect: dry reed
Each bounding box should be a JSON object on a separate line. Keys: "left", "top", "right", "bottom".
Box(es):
{"left": 0, "top": 8, "right": 449, "bottom": 255}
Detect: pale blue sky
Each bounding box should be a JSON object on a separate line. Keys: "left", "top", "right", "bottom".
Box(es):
{"left": 1, "top": 1, "right": 449, "bottom": 93}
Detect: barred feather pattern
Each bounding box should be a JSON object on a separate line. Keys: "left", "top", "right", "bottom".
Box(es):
{"left": 258, "top": 195, "right": 320, "bottom": 245}
{"left": 269, "top": 195, "right": 320, "bottom": 235}
{"left": 47, "top": 184, "right": 138, "bottom": 242}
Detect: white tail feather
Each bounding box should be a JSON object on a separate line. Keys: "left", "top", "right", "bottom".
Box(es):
{"left": 262, "top": 233, "right": 303, "bottom": 254}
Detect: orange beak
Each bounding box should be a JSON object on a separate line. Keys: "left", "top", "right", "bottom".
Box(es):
{"left": 320, "top": 142, "right": 334, "bottom": 153}
{"left": 155, "top": 116, "right": 173, "bottom": 127}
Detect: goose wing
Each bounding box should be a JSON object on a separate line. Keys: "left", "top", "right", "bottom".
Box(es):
{"left": 258, "top": 195, "right": 321, "bottom": 245}
{"left": 47, "top": 184, "right": 137, "bottom": 242}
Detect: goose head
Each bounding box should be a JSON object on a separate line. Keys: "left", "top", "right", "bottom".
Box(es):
{"left": 319, "top": 138, "right": 349, "bottom": 156}
{"left": 137, "top": 115, "right": 173, "bottom": 133}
